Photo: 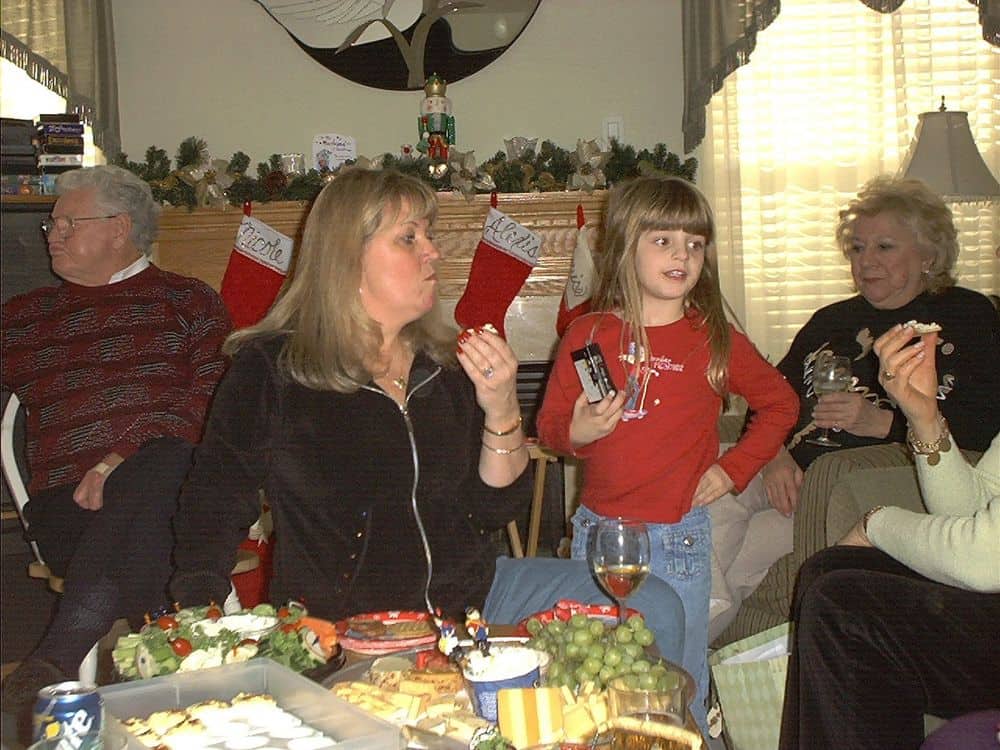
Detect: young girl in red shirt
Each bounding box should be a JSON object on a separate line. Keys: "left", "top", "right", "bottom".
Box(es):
{"left": 537, "top": 176, "right": 798, "bottom": 731}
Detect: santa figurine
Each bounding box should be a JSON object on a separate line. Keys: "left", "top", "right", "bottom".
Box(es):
{"left": 417, "top": 74, "right": 456, "bottom": 162}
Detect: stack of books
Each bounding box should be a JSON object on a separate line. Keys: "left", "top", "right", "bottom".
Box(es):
{"left": 36, "top": 113, "right": 84, "bottom": 175}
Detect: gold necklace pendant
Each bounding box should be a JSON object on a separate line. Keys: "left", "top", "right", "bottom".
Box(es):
{"left": 391, "top": 376, "right": 407, "bottom": 391}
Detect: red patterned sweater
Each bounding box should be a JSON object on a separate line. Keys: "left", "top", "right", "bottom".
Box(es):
{"left": 2, "top": 265, "right": 231, "bottom": 494}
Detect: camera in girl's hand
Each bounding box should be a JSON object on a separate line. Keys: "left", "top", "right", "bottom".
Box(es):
{"left": 572, "top": 343, "right": 616, "bottom": 403}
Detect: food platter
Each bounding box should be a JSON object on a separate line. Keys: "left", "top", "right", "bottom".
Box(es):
{"left": 514, "top": 599, "right": 641, "bottom": 637}
{"left": 335, "top": 610, "right": 438, "bottom": 654}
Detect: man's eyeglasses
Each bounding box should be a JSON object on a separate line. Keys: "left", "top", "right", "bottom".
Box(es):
{"left": 41, "top": 214, "right": 120, "bottom": 237}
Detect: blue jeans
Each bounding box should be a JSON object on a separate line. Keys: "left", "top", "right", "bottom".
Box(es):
{"left": 570, "top": 504, "right": 711, "bottom": 735}
{"left": 483, "top": 557, "right": 685, "bottom": 666}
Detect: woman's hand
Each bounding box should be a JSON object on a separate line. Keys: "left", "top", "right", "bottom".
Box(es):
{"left": 837, "top": 518, "right": 874, "bottom": 547}
{"left": 692, "top": 463, "right": 735, "bottom": 507}
{"left": 811, "top": 390, "right": 893, "bottom": 438}
{"left": 456, "top": 326, "right": 521, "bottom": 428}
{"left": 568, "top": 389, "right": 626, "bottom": 449}
{"left": 761, "top": 446, "right": 803, "bottom": 516}
{"left": 873, "top": 324, "right": 941, "bottom": 438}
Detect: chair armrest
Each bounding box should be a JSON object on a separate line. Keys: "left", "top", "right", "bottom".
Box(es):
{"left": 825, "top": 465, "right": 922, "bottom": 546}
{"left": 792, "top": 443, "right": 912, "bottom": 568}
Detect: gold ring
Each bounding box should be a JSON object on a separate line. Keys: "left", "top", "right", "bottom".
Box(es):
{"left": 883, "top": 371, "right": 896, "bottom": 382}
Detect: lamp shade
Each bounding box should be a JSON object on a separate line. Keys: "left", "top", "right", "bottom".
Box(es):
{"left": 900, "top": 110, "right": 1000, "bottom": 201}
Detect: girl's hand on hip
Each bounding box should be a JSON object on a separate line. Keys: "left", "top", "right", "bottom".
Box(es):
{"left": 569, "top": 389, "right": 626, "bottom": 449}
{"left": 692, "top": 463, "right": 734, "bottom": 507}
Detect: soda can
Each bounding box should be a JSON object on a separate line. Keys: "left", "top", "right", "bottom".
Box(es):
{"left": 32, "top": 680, "right": 105, "bottom": 749}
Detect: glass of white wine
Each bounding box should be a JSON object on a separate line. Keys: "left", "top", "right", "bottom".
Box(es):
{"left": 806, "top": 353, "right": 853, "bottom": 447}
{"left": 588, "top": 518, "right": 651, "bottom": 624}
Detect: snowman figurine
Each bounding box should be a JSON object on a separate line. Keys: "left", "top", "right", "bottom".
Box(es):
{"left": 417, "top": 74, "right": 456, "bottom": 162}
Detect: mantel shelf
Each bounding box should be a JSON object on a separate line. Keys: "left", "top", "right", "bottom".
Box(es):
{"left": 154, "top": 191, "right": 608, "bottom": 299}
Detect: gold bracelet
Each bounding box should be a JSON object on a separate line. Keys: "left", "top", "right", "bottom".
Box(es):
{"left": 481, "top": 440, "right": 526, "bottom": 455}
{"left": 907, "top": 415, "right": 951, "bottom": 466}
{"left": 483, "top": 415, "right": 523, "bottom": 437}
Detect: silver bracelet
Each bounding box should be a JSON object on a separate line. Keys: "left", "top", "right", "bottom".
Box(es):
{"left": 481, "top": 440, "right": 526, "bottom": 455}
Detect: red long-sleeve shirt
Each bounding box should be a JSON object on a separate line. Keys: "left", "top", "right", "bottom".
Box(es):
{"left": 2, "top": 265, "right": 231, "bottom": 493}
{"left": 537, "top": 312, "right": 798, "bottom": 523}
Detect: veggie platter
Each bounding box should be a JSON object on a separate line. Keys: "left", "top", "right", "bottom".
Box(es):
{"left": 113, "top": 602, "right": 344, "bottom": 681}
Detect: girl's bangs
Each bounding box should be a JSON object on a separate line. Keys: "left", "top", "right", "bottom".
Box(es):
{"left": 639, "top": 188, "right": 712, "bottom": 239}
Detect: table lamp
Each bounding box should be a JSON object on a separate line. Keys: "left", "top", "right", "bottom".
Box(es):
{"left": 900, "top": 97, "right": 1000, "bottom": 201}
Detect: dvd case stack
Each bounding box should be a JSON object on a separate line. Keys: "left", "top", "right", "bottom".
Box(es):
{"left": 36, "top": 113, "right": 84, "bottom": 175}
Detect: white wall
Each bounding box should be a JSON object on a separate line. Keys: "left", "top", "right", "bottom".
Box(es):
{"left": 113, "top": 0, "right": 687, "bottom": 167}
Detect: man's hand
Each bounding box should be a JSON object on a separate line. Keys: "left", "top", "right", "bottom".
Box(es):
{"left": 692, "top": 463, "right": 735, "bottom": 507}
{"left": 72, "top": 453, "right": 123, "bottom": 511}
{"left": 762, "top": 446, "right": 803, "bottom": 516}
{"left": 568, "top": 390, "right": 626, "bottom": 449}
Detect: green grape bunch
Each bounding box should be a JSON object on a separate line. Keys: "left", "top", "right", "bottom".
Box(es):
{"left": 523, "top": 613, "right": 678, "bottom": 695}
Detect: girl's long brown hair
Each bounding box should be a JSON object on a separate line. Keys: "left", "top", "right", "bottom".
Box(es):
{"left": 593, "top": 175, "right": 731, "bottom": 397}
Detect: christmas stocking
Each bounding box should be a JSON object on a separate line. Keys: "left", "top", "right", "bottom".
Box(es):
{"left": 220, "top": 202, "right": 295, "bottom": 329}
{"left": 454, "top": 196, "right": 542, "bottom": 338}
{"left": 556, "top": 204, "right": 596, "bottom": 337}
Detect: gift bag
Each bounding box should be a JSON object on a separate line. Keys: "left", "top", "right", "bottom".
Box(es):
{"left": 709, "top": 622, "right": 790, "bottom": 750}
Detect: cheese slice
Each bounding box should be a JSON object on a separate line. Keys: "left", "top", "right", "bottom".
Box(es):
{"left": 497, "top": 687, "right": 565, "bottom": 749}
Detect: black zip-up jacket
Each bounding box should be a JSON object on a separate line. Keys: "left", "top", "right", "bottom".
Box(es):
{"left": 171, "top": 336, "right": 531, "bottom": 622}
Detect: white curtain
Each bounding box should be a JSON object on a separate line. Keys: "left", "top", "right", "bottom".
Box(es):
{"left": 703, "top": 0, "right": 1000, "bottom": 363}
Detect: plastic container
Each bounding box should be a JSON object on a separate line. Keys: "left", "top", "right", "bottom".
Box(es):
{"left": 98, "top": 659, "right": 402, "bottom": 750}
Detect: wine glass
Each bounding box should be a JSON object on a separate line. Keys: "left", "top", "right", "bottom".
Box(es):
{"left": 806, "top": 353, "right": 853, "bottom": 447}
{"left": 588, "top": 518, "right": 651, "bottom": 624}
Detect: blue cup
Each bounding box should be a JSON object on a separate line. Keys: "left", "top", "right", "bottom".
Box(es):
{"left": 465, "top": 665, "right": 541, "bottom": 722}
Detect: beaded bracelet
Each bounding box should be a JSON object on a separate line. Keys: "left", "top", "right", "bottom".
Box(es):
{"left": 483, "top": 415, "right": 523, "bottom": 437}
{"left": 481, "top": 440, "right": 526, "bottom": 455}
{"left": 906, "top": 415, "right": 951, "bottom": 466}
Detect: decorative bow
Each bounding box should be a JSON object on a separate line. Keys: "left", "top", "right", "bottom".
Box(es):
{"left": 568, "top": 139, "right": 610, "bottom": 192}
{"left": 448, "top": 150, "right": 497, "bottom": 201}
{"left": 504, "top": 136, "right": 538, "bottom": 162}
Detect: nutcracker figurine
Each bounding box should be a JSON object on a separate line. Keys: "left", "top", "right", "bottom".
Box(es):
{"left": 417, "top": 74, "right": 456, "bottom": 161}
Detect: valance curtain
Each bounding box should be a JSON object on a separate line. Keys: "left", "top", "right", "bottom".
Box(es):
{"left": 1, "top": 0, "right": 120, "bottom": 156}
{"left": 682, "top": 0, "right": 998, "bottom": 154}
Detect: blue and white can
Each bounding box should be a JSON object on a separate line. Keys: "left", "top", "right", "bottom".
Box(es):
{"left": 32, "top": 680, "right": 104, "bottom": 749}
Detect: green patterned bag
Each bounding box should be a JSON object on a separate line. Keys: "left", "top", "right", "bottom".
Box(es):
{"left": 709, "top": 622, "right": 790, "bottom": 750}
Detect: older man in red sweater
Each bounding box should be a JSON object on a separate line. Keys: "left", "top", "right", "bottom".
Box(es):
{"left": 1, "top": 165, "right": 231, "bottom": 714}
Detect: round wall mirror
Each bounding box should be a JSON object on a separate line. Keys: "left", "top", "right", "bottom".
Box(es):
{"left": 256, "top": 0, "right": 542, "bottom": 91}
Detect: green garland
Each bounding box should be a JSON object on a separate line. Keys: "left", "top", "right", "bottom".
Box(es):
{"left": 112, "top": 136, "right": 697, "bottom": 209}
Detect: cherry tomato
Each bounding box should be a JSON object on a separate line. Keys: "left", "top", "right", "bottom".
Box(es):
{"left": 206, "top": 605, "right": 222, "bottom": 621}
{"left": 277, "top": 607, "right": 291, "bottom": 619}
{"left": 170, "top": 638, "right": 193, "bottom": 657}
{"left": 156, "top": 615, "right": 179, "bottom": 631}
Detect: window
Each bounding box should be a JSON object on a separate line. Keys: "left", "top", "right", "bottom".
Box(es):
{"left": 0, "top": 57, "right": 102, "bottom": 166}
{"left": 704, "top": 0, "right": 999, "bottom": 362}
